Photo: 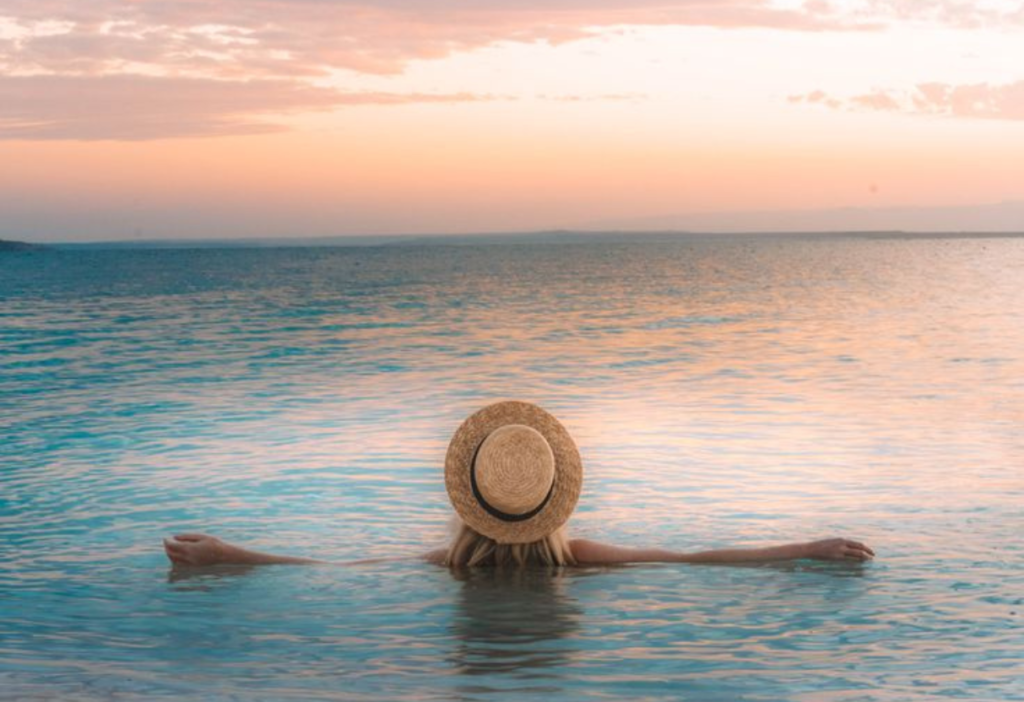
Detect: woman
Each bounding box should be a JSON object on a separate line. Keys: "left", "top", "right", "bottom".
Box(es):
{"left": 164, "top": 401, "right": 874, "bottom": 569}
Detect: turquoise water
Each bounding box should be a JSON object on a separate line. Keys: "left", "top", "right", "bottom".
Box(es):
{"left": 1, "top": 236, "right": 1022, "bottom": 701}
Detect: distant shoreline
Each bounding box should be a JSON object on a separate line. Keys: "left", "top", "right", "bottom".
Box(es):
{"left": 24, "top": 229, "right": 1024, "bottom": 250}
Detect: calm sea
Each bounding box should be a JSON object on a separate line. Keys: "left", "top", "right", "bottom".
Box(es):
{"left": 1, "top": 235, "right": 1022, "bottom": 701}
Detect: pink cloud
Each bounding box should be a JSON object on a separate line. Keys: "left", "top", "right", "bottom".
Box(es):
{"left": 1, "top": 2, "right": 1017, "bottom": 84}
{"left": 542, "top": 92, "right": 645, "bottom": 102}
{"left": 0, "top": 1, "right": 884, "bottom": 81}
{"left": 787, "top": 89, "right": 842, "bottom": 109}
{"left": 0, "top": 0, "right": 870, "bottom": 140}
{"left": 852, "top": 0, "right": 1024, "bottom": 30}
{"left": 790, "top": 81, "right": 1024, "bottom": 121}
{"left": 2, "top": 1, "right": 1019, "bottom": 140}
{"left": 935, "top": 82, "right": 1024, "bottom": 120}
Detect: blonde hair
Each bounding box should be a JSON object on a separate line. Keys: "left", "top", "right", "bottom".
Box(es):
{"left": 444, "top": 520, "right": 576, "bottom": 568}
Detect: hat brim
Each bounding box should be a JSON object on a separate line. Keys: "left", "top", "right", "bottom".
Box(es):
{"left": 445, "top": 400, "right": 583, "bottom": 544}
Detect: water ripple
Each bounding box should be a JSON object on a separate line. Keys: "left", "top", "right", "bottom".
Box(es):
{"left": 1, "top": 237, "right": 1022, "bottom": 701}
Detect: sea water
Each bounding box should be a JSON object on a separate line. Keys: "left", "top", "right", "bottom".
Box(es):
{"left": 1, "top": 235, "right": 1022, "bottom": 701}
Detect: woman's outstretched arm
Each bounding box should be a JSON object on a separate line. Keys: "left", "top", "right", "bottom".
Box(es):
{"left": 163, "top": 533, "right": 444, "bottom": 567}
{"left": 569, "top": 537, "right": 874, "bottom": 566}
{"left": 164, "top": 534, "right": 325, "bottom": 566}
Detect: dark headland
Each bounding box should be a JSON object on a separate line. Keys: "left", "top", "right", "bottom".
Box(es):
{"left": 0, "top": 238, "right": 47, "bottom": 251}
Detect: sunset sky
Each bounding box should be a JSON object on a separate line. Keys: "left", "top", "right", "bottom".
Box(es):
{"left": 2, "top": 0, "right": 1023, "bottom": 241}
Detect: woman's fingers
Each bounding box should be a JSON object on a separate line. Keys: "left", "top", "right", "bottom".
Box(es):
{"left": 173, "top": 533, "right": 207, "bottom": 542}
{"left": 165, "top": 550, "right": 185, "bottom": 565}
{"left": 164, "top": 538, "right": 194, "bottom": 565}
{"left": 846, "top": 540, "right": 875, "bottom": 556}
{"left": 842, "top": 546, "right": 871, "bottom": 561}
{"left": 837, "top": 540, "right": 875, "bottom": 561}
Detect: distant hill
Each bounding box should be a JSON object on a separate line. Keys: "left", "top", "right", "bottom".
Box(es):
{"left": 582, "top": 200, "right": 1024, "bottom": 234}
{"left": 0, "top": 238, "right": 47, "bottom": 251}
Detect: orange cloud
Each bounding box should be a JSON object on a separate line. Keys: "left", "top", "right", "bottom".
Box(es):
{"left": 850, "top": 90, "right": 901, "bottom": 111}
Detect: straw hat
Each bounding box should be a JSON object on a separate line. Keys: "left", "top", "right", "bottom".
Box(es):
{"left": 445, "top": 400, "right": 583, "bottom": 544}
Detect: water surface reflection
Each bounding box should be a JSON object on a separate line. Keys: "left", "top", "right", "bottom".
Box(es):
{"left": 448, "top": 567, "right": 583, "bottom": 682}
{"left": 1, "top": 236, "right": 1021, "bottom": 701}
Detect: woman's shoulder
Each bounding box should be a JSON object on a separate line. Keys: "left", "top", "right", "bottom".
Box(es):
{"left": 567, "top": 538, "right": 612, "bottom": 563}
{"left": 422, "top": 548, "right": 447, "bottom": 566}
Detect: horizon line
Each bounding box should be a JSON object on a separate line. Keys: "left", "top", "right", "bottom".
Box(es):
{"left": 7, "top": 229, "right": 1024, "bottom": 249}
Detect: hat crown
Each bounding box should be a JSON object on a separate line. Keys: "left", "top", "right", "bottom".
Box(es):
{"left": 445, "top": 400, "right": 583, "bottom": 544}
{"left": 474, "top": 424, "right": 555, "bottom": 516}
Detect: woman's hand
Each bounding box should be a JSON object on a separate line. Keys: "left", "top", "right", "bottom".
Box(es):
{"left": 163, "top": 533, "right": 323, "bottom": 566}
{"left": 163, "top": 533, "right": 236, "bottom": 566}
{"left": 804, "top": 538, "right": 875, "bottom": 562}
